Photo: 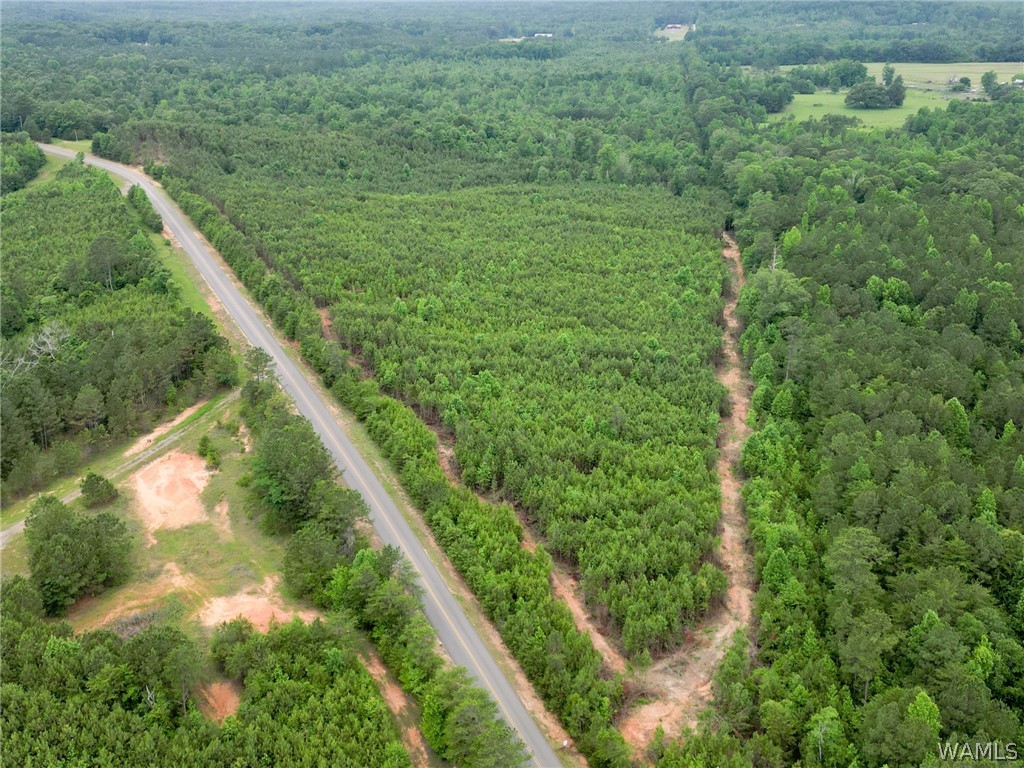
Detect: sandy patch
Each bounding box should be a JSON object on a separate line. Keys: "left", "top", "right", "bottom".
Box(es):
{"left": 237, "top": 423, "right": 253, "bottom": 453}
{"left": 132, "top": 450, "right": 211, "bottom": 546}
{"left": 618, "top": 232, "right": 755, "bottom": 754}
{"left": 199, "top": 575, "right": 319, "bottom": 633}
{"left": 124, "top": 401, "right": 206, "bottom": 457}
{"left": 198, "top": 679, "right": 242, "bottom": 722}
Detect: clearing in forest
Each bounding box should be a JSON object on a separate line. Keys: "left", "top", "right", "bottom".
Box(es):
{"left": 68, "top": 561, "right": 204, "bottom": 634}
{"left": 62, "top": 403, "right": 309, "bottom": 640}
{"left": 198, "top": 575, "right": 319, "bottom": 633}
{"left": 654, "top": 24, "right": 694, "bottom": 41}
{"left": 197, "top": 679, "right": 243, "bottom": 722}
{"left": 131, "top": 450, "right": 211, "bottom": 546}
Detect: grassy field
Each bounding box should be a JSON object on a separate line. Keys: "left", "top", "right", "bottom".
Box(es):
{"left": 25, "top": 151, "right": 71, "bottom": 188}
{"left": 51, "top": 138, "right": 93, "bottom": 154}
{"left": 61, "top": 402, "right": 301, "bottom": 636}
{"left": 0, "top": 395, "right": 236, "bottom": 575}
{"left": 864, "top": 61, "right": 1023, "bottom": 92}
{"left": 773, "top": 61, "right": 1023, "bottom": 129}
{"left": 654, "top": 26, "right": 691, "bottom": 41}
{"left": 2, "top": 395, "right": 311, "bottom": 641}
{"left": 773, "top": 88, "right": 944, "bottom": 128}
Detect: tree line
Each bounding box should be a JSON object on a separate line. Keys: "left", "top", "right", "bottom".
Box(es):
{"left": 0, "top": 161, "right": 237, "bottom": 499}
{"left": 1, "top": 575, "right": 413, "bottom": 767}
{"left": 241, "top": 348, "right": 530, "bottom": 766}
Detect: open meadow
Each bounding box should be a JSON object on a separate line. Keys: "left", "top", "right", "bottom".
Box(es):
{"left": 773, "top": 61, "right": 1022, "bottom": 127}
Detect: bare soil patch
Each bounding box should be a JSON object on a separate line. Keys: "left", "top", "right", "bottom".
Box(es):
{"left": 318, "top": 307, "right": 334, "bottom": 339}
{"left": 436, "top": 437, "right": 460, "bottom": 486}
{"left": 68, "top": 561, "right": 203, "bottom": 632}
{"left": 199, "top": 575, "right": 319, "bottom": 632}
{"left": 131, "top": 450, "right": 211, "bottom": 546}
{"left": 237, "top": 422, "right": 253, "bottom": 452}
{"left": 517, "top": 522, "right": 628, "bottom": 674}
{"left": 198, "top": 679, "right": 242, "bottom": 722}
{"left": 124, "top": 401, "right": 206, "bottom": 457}
{"left": 548, "top": 560, "right": 628, "bottom": 675}
{"left": 618, "top": 233, "right": 755, "bottom": 755}
{"left": 362, "top": 650, "right": 432, "bottom": 767}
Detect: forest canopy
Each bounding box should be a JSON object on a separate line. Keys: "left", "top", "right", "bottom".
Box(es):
{"left": 1, "top": 2, "right": 1022, "bottom": 767}
{"left": 0, "top": 161, "right": 237, "bottom": 499}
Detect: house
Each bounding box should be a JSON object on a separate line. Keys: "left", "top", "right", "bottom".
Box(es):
{"left": 665, "top": 24, "right": 684, "bottom": 29}
{"left": 534, "top": 33, "right": 553, "bottom": 38}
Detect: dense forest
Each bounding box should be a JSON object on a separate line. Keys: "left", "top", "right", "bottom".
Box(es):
{"left": 2, "top": 1, "right": 1023, "bottom": 767}
{"left": 0, "top": 132, "right": 45, "bottom": 193}
{"left": 692, "top": 95, "right": 1024, "bottom": 767}
{"left": 1, "top": 575, "right": 414, "bottom": 767}
{"left": 0, "top": 155, "right": 237, "bottom": 499}
{"left": 2, "top": 354, "right": 527, "bottom": 767}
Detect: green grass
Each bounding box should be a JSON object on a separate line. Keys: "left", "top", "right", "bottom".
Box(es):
{"left": 153, "top": 232, "right": 216, "bottom": 318}
{"left": 864, "top": 61, "right": 1023, "bottom": 92}
{"left": 51, "top": 138, "right": 93, "bottom": 154}
{"left": 773, "top": 88, "right": 946, "bottom": 129}
{"left": 2, "top": 535, "right": 30, "bottom": 575}
{"left": 773, "top": 61, "right": 1023, "bottom": 129}
{"left": 654, "top": 26, "right": 690, "bottom": 42}
{"left": 25, "top": 152, "right": 71, "bottom": 188}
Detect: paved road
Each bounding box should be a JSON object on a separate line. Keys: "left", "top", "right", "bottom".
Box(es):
{"left": 39, "top": 144, "right": 561, "bottom": 767}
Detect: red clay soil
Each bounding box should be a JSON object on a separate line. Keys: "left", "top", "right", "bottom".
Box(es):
{"left": 198, "top": 679, "right": 242, "bottom": 723}
{"left": 198, "top": 575, "right": 319, "bottom": 633}
{"left": 130, "top": 450, "right": 211, "bottom": 546}
{"left": 361, "top": 650, "right": 433, "bottom": 767}
{"left": 618, "top": 233, "right": 756, "bottom": 757}
{"left": 123, "top": 401, "right": 207, "bottom": 457}
{"left": 318, "top": 307, "right": 333, "bottom": 339}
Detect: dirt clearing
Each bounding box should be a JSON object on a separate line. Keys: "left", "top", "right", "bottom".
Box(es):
{"left": 198, "top": 679, "right": 242, "bottom": 722}
{"left": 68, "top": 561, "right": 203, "bottom": 632}
{"left": 199, "top": 575, "right": 319, "bottom": 632}
{"left": 131, "top": 450, "right": 211, "bottom": 545}
{"left": 618, "top": 233, "right": 755, "bottom": 755}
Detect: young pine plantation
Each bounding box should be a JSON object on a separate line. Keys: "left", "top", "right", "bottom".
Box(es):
{"left": 1, "top": 2, "right": 1023, "bottom": 768}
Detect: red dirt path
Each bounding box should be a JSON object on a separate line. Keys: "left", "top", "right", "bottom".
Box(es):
{"left": 618, "top": 233, "right": 755, "bottom": 755}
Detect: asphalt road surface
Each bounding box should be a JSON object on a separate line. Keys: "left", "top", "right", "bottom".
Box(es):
{"left": 38, "top": 144, "right": 561, "bottom": 768}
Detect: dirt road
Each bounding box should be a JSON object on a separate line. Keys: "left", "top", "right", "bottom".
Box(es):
{"left": 0, "top": 393, "right": 236, "bottom": 551}
{"left": 619, "top": 233, "right": 756, "bottom": 752}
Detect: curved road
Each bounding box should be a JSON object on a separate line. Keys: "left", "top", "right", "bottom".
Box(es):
{"left": 39, "top": 144, "right": 561, "bottom": 768}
